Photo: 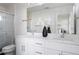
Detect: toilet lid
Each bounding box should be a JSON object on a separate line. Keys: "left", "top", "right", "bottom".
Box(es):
{"left": 2, "top": 45, "right": 15, "bottom": 53}
{"left": 2, "top": 45, "right": 15, "bottom": 50}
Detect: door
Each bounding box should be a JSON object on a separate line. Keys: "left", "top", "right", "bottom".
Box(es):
{"left": 45, "top": 48, "right": 60, "bottom": 55}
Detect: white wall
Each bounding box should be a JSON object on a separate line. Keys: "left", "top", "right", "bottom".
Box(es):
{"left": 14, "top": 3, "right": 79, "bottom": 35}
{"left": 14, "top": 3, "right": 79, "bottom": 34}
{"left": 75, "top": 4, "right": 79, "bottom": 34}
{"left": 14, "top": 3, "right": 27, "bottom": 36}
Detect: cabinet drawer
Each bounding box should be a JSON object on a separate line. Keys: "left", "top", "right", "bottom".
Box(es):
{"left": 28, "top": 50, "right": 44, "bottom": 55}
{"left": 45, "top": 40, "right": 79, "bottom": 54}
{"left": 45, "top": 48, "right": 60, "bottom": 55}
{"left": 29, "top": 38, "right": 44, "bottom": 43}
{"left": 28, "top": 39, "right": 44, "bottom": 47}
{"left": 45, "top": 41, "right": 62, "bottom": 50}
{"left": 28, "top": 45, "right": 44, "bottom": 55}
{"left": 60, "top": 44, "right": 79, "bottom": 54}
{"left": 62, "top": 51, "right": 77, "bottom": 55}
{"left": 28, "top": 45, "right": 44, "bottom": 51}
{"left": 28, "top": 42, "right": 44, "bottom": 48}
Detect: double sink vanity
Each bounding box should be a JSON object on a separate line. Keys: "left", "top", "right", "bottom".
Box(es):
{"left": 16, "top": 33, "right": 79, "bottom": 55}
{"left": 15, "top": 3, "right": 79, "bottom": 55}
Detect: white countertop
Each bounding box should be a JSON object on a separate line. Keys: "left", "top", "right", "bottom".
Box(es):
{"left": 16, "top": 32, "right": 79, "bottom": 46}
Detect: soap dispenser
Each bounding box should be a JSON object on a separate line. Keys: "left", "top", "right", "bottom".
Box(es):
{"left": 47, "top": 26, "right": 51, "bottom": 33}
{"left": 42, "top": 26, "right": 48, "bottom": 37}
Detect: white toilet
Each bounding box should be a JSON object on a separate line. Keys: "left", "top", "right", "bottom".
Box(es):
{"left": 2, "top": 44, "right": 15, "bottom": 55}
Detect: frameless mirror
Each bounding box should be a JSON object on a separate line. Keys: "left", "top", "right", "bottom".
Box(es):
{"left": 57, "top": 14, "right": 70, "bottom": 34}
{"left": 27, "top": 3, "right": 76, "bottom": 34}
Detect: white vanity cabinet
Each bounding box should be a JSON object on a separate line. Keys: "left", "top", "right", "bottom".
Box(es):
{"left": 27, "top": 37, "right": 61, "bottom": 55}
{"left": 16, "top": 37, "right": 28, "bottom": 55}
{"left": 61, "top": 51, "right": 75, "bottom": 55}
{"left": 44, "top": 48, "right": 60, "bottom": 55}
{"left": 45, "top": 39, "right": 79, "bottom": 55}
{"left": 44, "top": 39, "right": 60, "bottom": 55}
{"left": 28, "top": 38, "right": 45, "bottom": 55}
{"left": 16, "top": 34, "right": 79, "bottom": 55}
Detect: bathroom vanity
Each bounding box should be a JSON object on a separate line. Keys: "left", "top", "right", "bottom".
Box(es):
{"left": 16, "top": 33, "right": 79, "bottom": 55}
{"left": 15, "top": 3, "right": 79, "bottom": 55}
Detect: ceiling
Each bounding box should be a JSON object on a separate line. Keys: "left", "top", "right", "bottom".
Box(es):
{"left": 28, "top": 3, "right": 74, "bottom": 12}
{"left": 0, "top": 3, "right": 15, "bottom": 7}
{"left": 27, "top": 3, "right": 44, "bottom": 8}
{"left": 0, "top": 3, "right": 74, "bottom": 12}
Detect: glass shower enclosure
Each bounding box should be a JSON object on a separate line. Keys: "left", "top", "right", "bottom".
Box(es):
{"left": 0, "top": 11, "right": 14, "bottom": 50}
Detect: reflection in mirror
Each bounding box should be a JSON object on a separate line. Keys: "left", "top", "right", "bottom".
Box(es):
{"left": 27, "top": 3, "right": 76, "bottom": 34}
{"left": 57, "top": 14, "right": 69, "bottom": 34}
{"left": 57, "top": 12, "right": 75, "bottom": 34}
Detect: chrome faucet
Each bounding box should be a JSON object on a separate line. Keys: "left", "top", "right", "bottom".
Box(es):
{"left": 60, "top": 33, "right": 64, "bottom": 38}
{"left": 60, "top": 29, "right": 65, "bottom": 38}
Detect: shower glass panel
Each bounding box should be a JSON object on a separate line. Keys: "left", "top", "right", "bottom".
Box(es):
{"left": 0, "top": 12, "right": 14, "bottom": 49}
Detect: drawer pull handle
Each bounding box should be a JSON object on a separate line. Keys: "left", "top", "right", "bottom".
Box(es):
{"left": 35, "top": 51, "right": 42, "bottom": 54}
{"left": 35, "top": 43, "right": 42, "bottom": 45}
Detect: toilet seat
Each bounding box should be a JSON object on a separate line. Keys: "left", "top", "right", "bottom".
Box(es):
{"left": 2, "top": 45, "right": 15, "bottom": 53}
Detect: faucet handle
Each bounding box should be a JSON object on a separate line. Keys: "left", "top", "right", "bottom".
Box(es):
{"left": 60, "top": 33, "right": 64, "bottom": 38}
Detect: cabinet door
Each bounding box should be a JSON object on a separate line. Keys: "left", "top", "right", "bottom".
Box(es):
{"left": 45, "top": 48, "right": 60, "bottom": 55}
{"left": 28, "top": 46, "right": 44, "bottom": 55}
{"left": 16, "top": 37, "right": 28, "bottom": 55}
{"left": 62, "top": 52, "right": 76, "bottom": 55}
{"left": 28, "top": 38, "right": 44, "bottom": 55}
{"left": 28, "top": 38, "right": 44, "bottom": 47}
{"left": 45, "top": 39, "right": 63, "bottom": 50}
